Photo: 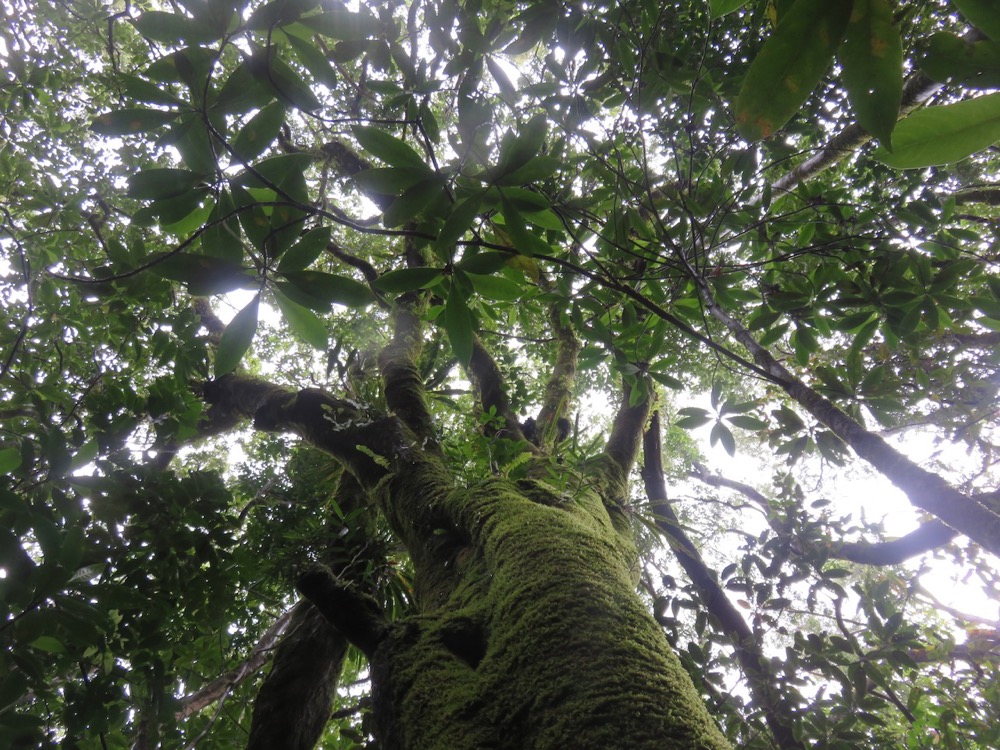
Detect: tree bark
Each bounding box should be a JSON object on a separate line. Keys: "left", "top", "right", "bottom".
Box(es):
{"left": 207, "top": 364, "right": 733, "bottom": 749}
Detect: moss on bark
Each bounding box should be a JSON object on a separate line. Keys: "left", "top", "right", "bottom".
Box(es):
{"left": 368, "top": 456, "right": 732, "bottom": 750}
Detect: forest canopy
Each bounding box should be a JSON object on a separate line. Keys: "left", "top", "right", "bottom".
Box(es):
{"left": 2, "top": 0, "right": 1000, "bottom": 748}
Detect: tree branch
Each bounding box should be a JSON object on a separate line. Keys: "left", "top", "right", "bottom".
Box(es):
{"left": 378, "top": 300, "right": 438, "bottom": 447}
{"left": 689, "top": 465, "right": 959, "bottom": 565}
{"left": 176, "top": 605, "right": 296, "bottom": 720}
{"left": 534, "top": 299, "right": 581, "bottom": 452}
{"left": 696, "top": 286, "right": 1000, "bottom": 556}
{"left": 770, "top": 72, "right": 941, "bottom": 193}
{"left": 643, "top": 413, "right": 805, "bottom": 750}
{"left": 601, "top": 378, "right": 652, "bottom": 482}
{"left": 468, "top": 336, "right": 532, "bottom": 444}
{"left": 200, "top": 374, "right": 403, "bottom": 483}
{"left": 246, "top": 601, "right": 350, "bottom": 750}
{"left": 296, "top": 565, "right": 389, "bottom": 658}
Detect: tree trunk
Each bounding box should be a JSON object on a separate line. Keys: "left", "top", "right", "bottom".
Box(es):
{"left": 358, "top": 454, "right": 731, "bottom": 750}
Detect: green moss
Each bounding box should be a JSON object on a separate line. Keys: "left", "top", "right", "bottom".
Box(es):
{"left": 369, "top": 463, "right": 733, "bottom": 750}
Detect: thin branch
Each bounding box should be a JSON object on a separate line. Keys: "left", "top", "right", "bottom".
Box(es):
{"left": 534, "top": 297, "right": 581, "bottom": 451}
{"left": 643, "top": 413, "right": 805, "bottom": 750}
{"left": 176, "top": 605, "right": 296, "bottom": 720}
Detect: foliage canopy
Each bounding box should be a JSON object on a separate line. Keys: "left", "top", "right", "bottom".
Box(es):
{"left": 2, "top": 0, "right": 1000, "bottom": 748}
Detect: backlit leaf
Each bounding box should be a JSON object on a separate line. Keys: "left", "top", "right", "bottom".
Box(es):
{"left": 352, "top": 126, "right": 428, "bottom": 170}
{"left": 280, "top": 271, "right": 375, "bottom": 308}
{"left": 874, "top": 93, "right": 1000, "bottom": 168}
{"left": 735, "top": 0, "right": 852, "bottom": 141}
{"left": 215, "top": 295, "right": 260, "bottom": 376}
{"left": 373, "top": 267, "right": 444, "bottom": 294}
{"left": 91, "top": 109, "right": 179, "bottom": 136}
{"left": 839, "top": 0, "right": 902, "bottom": 145}
{"left": 272, "top": 287, "right": 328, "bottom": 349}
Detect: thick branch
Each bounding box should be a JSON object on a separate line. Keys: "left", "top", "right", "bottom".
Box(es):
{"left": 698, "top": 290, "right": 1000, "bottom": 556}
{"left": 246, "top": 601, "right": 349, "bottom": 750}
{"left": 643, "top": 413, "right": 805, "bottom": 750}
{"left": 201, "top": 374, "right": 402, "bottom": 483}
{"left": 601, "top": 378, "right": 652, "bottom": 482}
{"left": 469, "top": 336, "right": 531, "bottom": 444}
{"left": 954, "top": 185, "right": 1000, "bottom": 206}
{"left": 690, "top": 465, "right": 958, "bottom": 565}
{"left": 297, "top": 566, "right": 389, "bottom": 658}
{"left": 378, "top": 301, "right": 438, "bottom": 446}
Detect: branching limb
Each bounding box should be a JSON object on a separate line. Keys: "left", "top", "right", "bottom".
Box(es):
{"left": 378, "top": 299, "right": 439, "bottom": 447}
{"left": 200, "top": 374, "right": 403, "bottom": 484}
{"left": 297, "top": 566, "right": 389, "bottom": 658}
{"left": 600, "top": 377, "right": 652, "bottom": 484}
{"left": 176, "top": 605, "right": 296, "bottom": 720}
{"left": 770, "top": 72, "right": 941, "bottom": 193}
{"left": 642, "top": 413, "right": 805, "bottom": 750}
{"left": 770, "top": 30, "right": 985, "bottom": 193}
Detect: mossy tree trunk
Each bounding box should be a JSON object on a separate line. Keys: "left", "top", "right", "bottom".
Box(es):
{"left": 205, "top": 300, "right": 732, "bottom": 750}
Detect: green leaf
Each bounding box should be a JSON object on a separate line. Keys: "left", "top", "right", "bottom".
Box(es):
{"left": 272, "top": 287, "right": 328, "bottom": 349}
{"left": 133, "top": 11, "right": 219, "bottom": 44}
{"left": 215, "top": 59, "right": 277, "bottom": 115}
{"left": 117, "top": 73, "right": 184, "bottom": 106}
{"left": 373, "top": 267, "right": 444, "bottom": 294}
{"left": 710, "top": 422, "right": 737, "bottom": 456}
{"left": 299, "top": 10, "right": 379, "bottom": 41}
{"left": 147, "top": 252, "right": 252, "bottom": 296}
{"left": 353, "top": 167, "right": 435, "bottom": 197}
{"left": 499, "top": 198, "right": 552, "bottom": 256}
{"left": 650, "top": 371, "right": 684, "bottom": 389}
{"left": 727, "top": 415, "right": 768, "bottom": 430}
{"left": 735, "top": 0, "right": 852, "bottom": 140}
{"left": 90, "top": 108, "right": 179, "bottom": 136}
{"left": 202, "top": 190, "right": 244, "bottom": 263}
{"left": 352, "top": 126, "right": 428, "bottom": 170}
{"left": 128, "top": 168, "right": 205, "bottom": 201}
{"left": 444, "top": 282, "right": 474, "bottom": 366}
{"left": 215, "top": 295, "right": 260, "bottom": 376}
{"left": 952, "top": 0, "right": 1000, "bottom": 40}
{"left": 286, "top": 33, "right": 339, "bottom": 88}
{"left": 280, "top": 271, "right": 375, "bottom": 308}
{"left": 436, "top": 195, "right": 483, "bottom": 254}
{"left": 874, "top": 93, "right": 1000, "bottom": 168}
{"left": 383, "top": 178, "right": 447, "bottom": 227}
{"left": 466, "top": 272, "right": 523, "bottom": 301}
{"left": 456, "top": 251, "right": 510, "bottom": 274}
{"left": 486, "top": 56, "right": 517, "bottom": 99}
{"left": 494, "top": 155, "right": 561, "bottom": 186}
{"left": 0, "top": 447, "right": 22, "bottom": 473}
{"left": 839, "top": 0, "right": 903, "bottom": 145}
{"left": 232, "top": 102, "right": 286, "bottom": 162}
{"left": 920, "top": 33, "right": 1000, "bottom": 89}
{"left": 277, "top": 226, "right": 331, "bottom": 272}
{"left": 251, "top": 50, "right": 322, "bottom": 112}
{"left": 30, "top": 636, "right": 66, "bottom": 654}
{"left": 245, "top": 0, "right": 315, "bottom": 30}
{"left": 710, "top": 0, "right": 750, "bottom": 17}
